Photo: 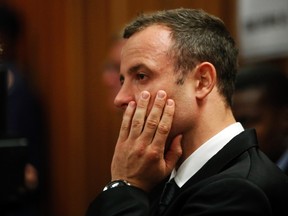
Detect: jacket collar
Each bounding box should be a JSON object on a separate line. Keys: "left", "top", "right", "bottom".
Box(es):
{"left": 182, "top": 129, "right": 258, "bottom": 187}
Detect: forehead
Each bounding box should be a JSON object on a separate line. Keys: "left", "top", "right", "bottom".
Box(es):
{"left": 121, "top": 25, "right": 172, "bottom": 70}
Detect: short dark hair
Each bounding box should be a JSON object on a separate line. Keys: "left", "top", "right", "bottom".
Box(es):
{"left": 235, "top": 65, "right": 288, "bottom": 107}
{"left": 123, "top": 8, "right": 239, "bottom": 106}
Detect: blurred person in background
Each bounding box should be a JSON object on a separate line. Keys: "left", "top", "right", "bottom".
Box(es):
{"left": 0, "top": 3, "right": 46, "bottom": 216}
{"left": 233, "top": 64, "right": 288, "bottom": 175}
{"left": 102, "top": 34, "right": 126, "bottom": 112}
{"left": 99, "top": 33, "right": 126, "bottom": 171}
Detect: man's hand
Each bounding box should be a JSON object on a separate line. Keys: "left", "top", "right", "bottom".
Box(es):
{"left": 111, "top": 90, "right": 182, "bottom": 192}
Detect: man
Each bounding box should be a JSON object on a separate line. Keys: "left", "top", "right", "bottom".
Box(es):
{"left": 0, "top": 4, "right": 45, "bottom": 216}
{"left": 87, "top": 8, "right": 288, "bottom": 215}
{"left": 233, "top": 65, "right": 288, "bottom": 174}
{"left": 102, "top": 35, "right": 126, "bottom": 111}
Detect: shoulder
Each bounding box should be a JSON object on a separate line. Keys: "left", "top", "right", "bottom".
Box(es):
{"left": 176, "top": 177, "right": 274, "bottom": 215}
{"left": 178, "top": 173, "right": 288, "bottom": 215}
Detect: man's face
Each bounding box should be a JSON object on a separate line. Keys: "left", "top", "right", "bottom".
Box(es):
{"left": 114, "top": 25, "right": 196, "bottom": 139}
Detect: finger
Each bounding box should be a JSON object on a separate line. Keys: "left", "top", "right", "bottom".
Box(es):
{"left": 164, "top": 134, "right": 183, "bottom": 171}
{"left": 141, "top": 90, "right": 167, "bottom": 143}
{"left": 150, "top": 98, "right": 175, "bottom": 150}
{"left": 129, "top": 91, "right": 150, "bottom": 138}
{"left": 118, "top": 101, "right": 136, "bottom": 142}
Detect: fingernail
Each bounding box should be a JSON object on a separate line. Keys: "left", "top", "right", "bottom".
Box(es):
{"left": 129, "top": 101, "right": 136, "bottom": 108}
{"left": 167, "top": 99, "right": 174, "bottom": 106}
{"left": 157, "top": 90, "right": 166, "bottom": 99}
{"left": 141, "top": 91, "right": 149, "bottom": 99}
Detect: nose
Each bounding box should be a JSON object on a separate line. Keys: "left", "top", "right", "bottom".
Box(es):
{"left": 114, "top": 84, "right": 134, "bottom": 110}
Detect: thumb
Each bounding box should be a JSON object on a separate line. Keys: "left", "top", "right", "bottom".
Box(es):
{"left": 165, "top": 135, "right": 183, "bottom": 171}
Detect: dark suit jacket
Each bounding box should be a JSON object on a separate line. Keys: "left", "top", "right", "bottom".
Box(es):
{"left": 86, "top": 129, "right": 288, "bottom": 216}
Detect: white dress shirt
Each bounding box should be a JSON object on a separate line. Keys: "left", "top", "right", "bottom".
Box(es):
{"left": 170, "top": 122, "right": 244, "bottom": 188}
{"left": 277, "top": 147, "right": 288, "bottom": 172}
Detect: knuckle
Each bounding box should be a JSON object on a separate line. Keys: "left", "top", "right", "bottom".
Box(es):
{"left": 164, "top": 109, "right": 174, "bottom": 117}
{"left": 132, "top": 119, "right": 143, "bottom": 129}
{"left": 157, "top": 123, "right": 170, "bottom": 135}
{"left": 121, "top": 122, "right": 130, "bottom": 131}
{"left": 146, "top": 119, "right": 159, "bottom": 129}
{"left": 154, "top": 101, "right": 165, "bottom": 109}
{"left": 147, "top": 148, "right": 161, "bottom": 161}
{"left": 137, "top": 101, "right": 147, "bottom": 109}
{"left": 134, "top": 144, "right": 146, "bottom": 157}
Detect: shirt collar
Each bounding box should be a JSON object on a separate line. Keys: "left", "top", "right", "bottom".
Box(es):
{"left": 170, "top": 122, "right": 244, "bottom": 187}
{"left": 277, "top": 147, "right": 288, "bottom": 171}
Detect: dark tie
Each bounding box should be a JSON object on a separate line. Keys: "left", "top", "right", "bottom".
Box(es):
{"left": 158, "top": 178, "right": 179, "bottom": 214}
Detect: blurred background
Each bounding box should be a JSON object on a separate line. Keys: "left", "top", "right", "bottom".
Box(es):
{"left": 0, "top": 0, "right": 287, "bottom": 215}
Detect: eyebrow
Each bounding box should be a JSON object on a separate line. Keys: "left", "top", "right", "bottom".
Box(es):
{"left": 119, "top": 63, "right": 151, "bottom": 82}
{"left": 128, "top": 64, "right": 146, "bottom": 75}
{"left": 119, "top": 64, "right": 144, "bottom": 83}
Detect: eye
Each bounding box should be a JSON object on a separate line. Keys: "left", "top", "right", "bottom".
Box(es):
{"left": 119, "top": 75, "right": 124, "bottom": 85}
{"left": 136, "top": 73, "right": 147, "bottom": 81}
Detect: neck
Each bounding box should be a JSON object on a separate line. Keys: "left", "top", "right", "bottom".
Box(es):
{"left": 179, "top": 96, "right": 236, "bottom": 164}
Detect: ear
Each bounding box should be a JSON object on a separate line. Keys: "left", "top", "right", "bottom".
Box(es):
{"left": 194, "top": 62, "right": 217, "bottom": 100}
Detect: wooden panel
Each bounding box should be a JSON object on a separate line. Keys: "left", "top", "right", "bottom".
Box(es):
{"left": 124, "top": 0, "right": 236, "bottom": 36}
{"left": 83, "top": 0, "right": 111, "bottom": 204}
{"left": 108, "top": 0, "right": 129, "bottom": 34}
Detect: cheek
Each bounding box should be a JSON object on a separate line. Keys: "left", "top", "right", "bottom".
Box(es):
{"left": 170, "top": 94, "right": 195, "bottom": 136}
